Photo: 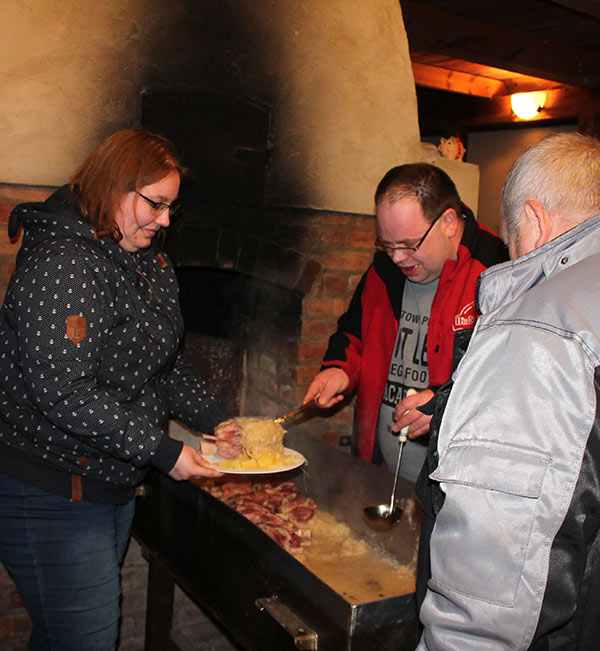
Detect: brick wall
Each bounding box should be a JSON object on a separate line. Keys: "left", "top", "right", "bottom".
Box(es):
{"left": 0, "top": 563, "right": 31, "bottom": 651}
{"left": 0, "top": 203, "right": 21, "bottom": 305}
{"left": 166, "top": 203, "right": 377, "bottom": 447}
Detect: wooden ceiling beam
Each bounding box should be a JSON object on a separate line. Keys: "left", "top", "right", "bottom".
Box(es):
{"left": 411, "top": 60, "right": 568, "bottom": 98}
{"left": 411, "top": 61, "right": 507, "bottom": 98}
{"left": 417, "top": 86, "right": 600, "bottom": 133}
{"left": 400, "top": 0, "right": 600, "bottom": 87}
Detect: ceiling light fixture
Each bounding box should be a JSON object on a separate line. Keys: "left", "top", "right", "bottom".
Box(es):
{"left": 510, "top": 91, "right": 547, "bottom": 120}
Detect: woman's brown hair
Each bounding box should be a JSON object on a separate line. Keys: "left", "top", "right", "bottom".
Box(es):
{"left": 69, "top": 129, "right": 187, "bottom": 242}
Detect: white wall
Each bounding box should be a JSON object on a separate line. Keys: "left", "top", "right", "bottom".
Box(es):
{"left": 468, "top": 124, "right": 578, "bottom": 233}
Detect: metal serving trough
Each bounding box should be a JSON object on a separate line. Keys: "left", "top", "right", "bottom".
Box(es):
{"left": 133, "top": 428, "right": 421, "bottom": 650}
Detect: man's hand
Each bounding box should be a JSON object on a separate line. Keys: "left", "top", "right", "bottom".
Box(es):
{"left": 168, "top": 444, "right": 224, "bottom": 480}
{"left": 303, "top": 368, "right": 350, "bottom": 408}
{"left": 392, "top": 388, "right": 434, "bottom": 439}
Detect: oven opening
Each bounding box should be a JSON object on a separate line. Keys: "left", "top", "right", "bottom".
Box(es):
{"left": 176, "top": 266, "right": 303, "bottom": 417}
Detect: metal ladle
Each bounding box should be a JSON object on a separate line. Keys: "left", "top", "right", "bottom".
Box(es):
{"left": 363, "top": 389, "right": 416, "bottom": 531}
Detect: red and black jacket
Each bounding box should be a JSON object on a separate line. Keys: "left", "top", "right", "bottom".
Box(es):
{"left": 321, "top": 207, "right": 507, "bottom": 463}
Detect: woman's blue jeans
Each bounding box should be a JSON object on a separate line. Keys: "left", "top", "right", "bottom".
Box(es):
{"left": 0, "top": 473, "right": 135, "bottom": 651}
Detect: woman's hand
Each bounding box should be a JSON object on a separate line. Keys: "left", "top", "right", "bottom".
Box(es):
{"left": 391, "top": 388, "right": 434, "bottom": 439}
{"left": 168, "top": 444, "right": 224, "bottom": 480}
{"left": 303, "top": 368, "right": 350, "bottom": 409}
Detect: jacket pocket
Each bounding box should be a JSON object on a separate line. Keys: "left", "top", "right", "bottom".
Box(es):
{"left": 429, "top": 440, "right": 550, "bottom": 606}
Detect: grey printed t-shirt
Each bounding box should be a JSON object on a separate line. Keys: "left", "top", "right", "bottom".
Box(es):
{"left": 377, "top": 278, "right": 438, "bottom": 482}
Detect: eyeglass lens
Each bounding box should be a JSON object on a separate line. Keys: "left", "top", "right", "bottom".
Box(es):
{"left": 375, "top": 208, "right": 446, "bottom": 254}
{"left": 136, "top": 191, "right": 179, "bottom": 214}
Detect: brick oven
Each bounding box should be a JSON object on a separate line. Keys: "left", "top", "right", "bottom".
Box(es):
{"left": 145, "top": 90, "right": 378, "bottom": 450}
{"left": 167, "top": 200, "right": 377, "bottom": 449}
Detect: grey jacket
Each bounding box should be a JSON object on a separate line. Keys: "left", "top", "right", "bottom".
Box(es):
{"left": 418, "top": 214, "right": 600, "bottom": 649}
{"left": 0, "top": 186, "right": 224, "bottom": 503}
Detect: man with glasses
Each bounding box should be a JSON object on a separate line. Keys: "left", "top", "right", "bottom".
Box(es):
{"left": 304, "top": 163, "right": 507, "bottom": 482}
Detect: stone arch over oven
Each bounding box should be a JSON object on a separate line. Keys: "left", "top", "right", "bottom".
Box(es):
{"left": 166, "top": 203, "right": 324, "bottom": 296}
{"left": 175, "top": 264, "right": 303, "bottom": 418}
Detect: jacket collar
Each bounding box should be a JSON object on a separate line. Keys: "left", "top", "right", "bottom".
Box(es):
{"left": 11, "top": 184, "right": 154, "bottom": 277}
{"left": 477, "top": 213, "right": 600, "bottom": 315}
{"left": 434, "top": 204, "right": 480, "bottom": 281}
{"left": 457, "top": 203, "right": 479, "bottom": 251}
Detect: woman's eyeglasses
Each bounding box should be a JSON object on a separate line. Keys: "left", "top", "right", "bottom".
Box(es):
{"left": 135, "top": 191, "right": 180, "bottom": 215}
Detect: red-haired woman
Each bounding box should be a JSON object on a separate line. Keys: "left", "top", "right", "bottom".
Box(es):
{"left": 0, "top": 130, "right": 225, "bottom": 650}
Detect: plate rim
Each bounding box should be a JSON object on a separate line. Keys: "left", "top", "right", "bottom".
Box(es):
{"left": 202, "top": 447, "right": 307, "bottom": 474}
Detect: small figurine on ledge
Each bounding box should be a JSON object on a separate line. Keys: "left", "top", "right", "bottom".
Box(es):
{"left": 438, "top": 136, "right": 466, "bottom": 161}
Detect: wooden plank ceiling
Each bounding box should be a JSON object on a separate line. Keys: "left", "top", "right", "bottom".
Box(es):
{"left": 401, "top": 0, "right": 600, "bottom": 135}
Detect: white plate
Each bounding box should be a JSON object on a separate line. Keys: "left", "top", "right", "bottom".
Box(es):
{"left": 202, "top": 447, "right": 307, "bottom": 474}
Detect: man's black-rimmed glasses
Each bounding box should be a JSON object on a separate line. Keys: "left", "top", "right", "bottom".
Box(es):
{"left": 375, "top": 207, "right": 448, "bottom": 254}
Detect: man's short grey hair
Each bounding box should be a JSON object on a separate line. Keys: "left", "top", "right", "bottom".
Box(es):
{"left": 501, "top": 132, "right": 600, "bottom": 237}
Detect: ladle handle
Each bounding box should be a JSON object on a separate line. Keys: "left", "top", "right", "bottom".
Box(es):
{"left": 389, "top": 388, "right": 416, "bottom": 512}
{"left": 389, "top": 433, "right": 406, "bottom": 513}
{"left": 396, "top": 388, "right": 416, "bottom": 445}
